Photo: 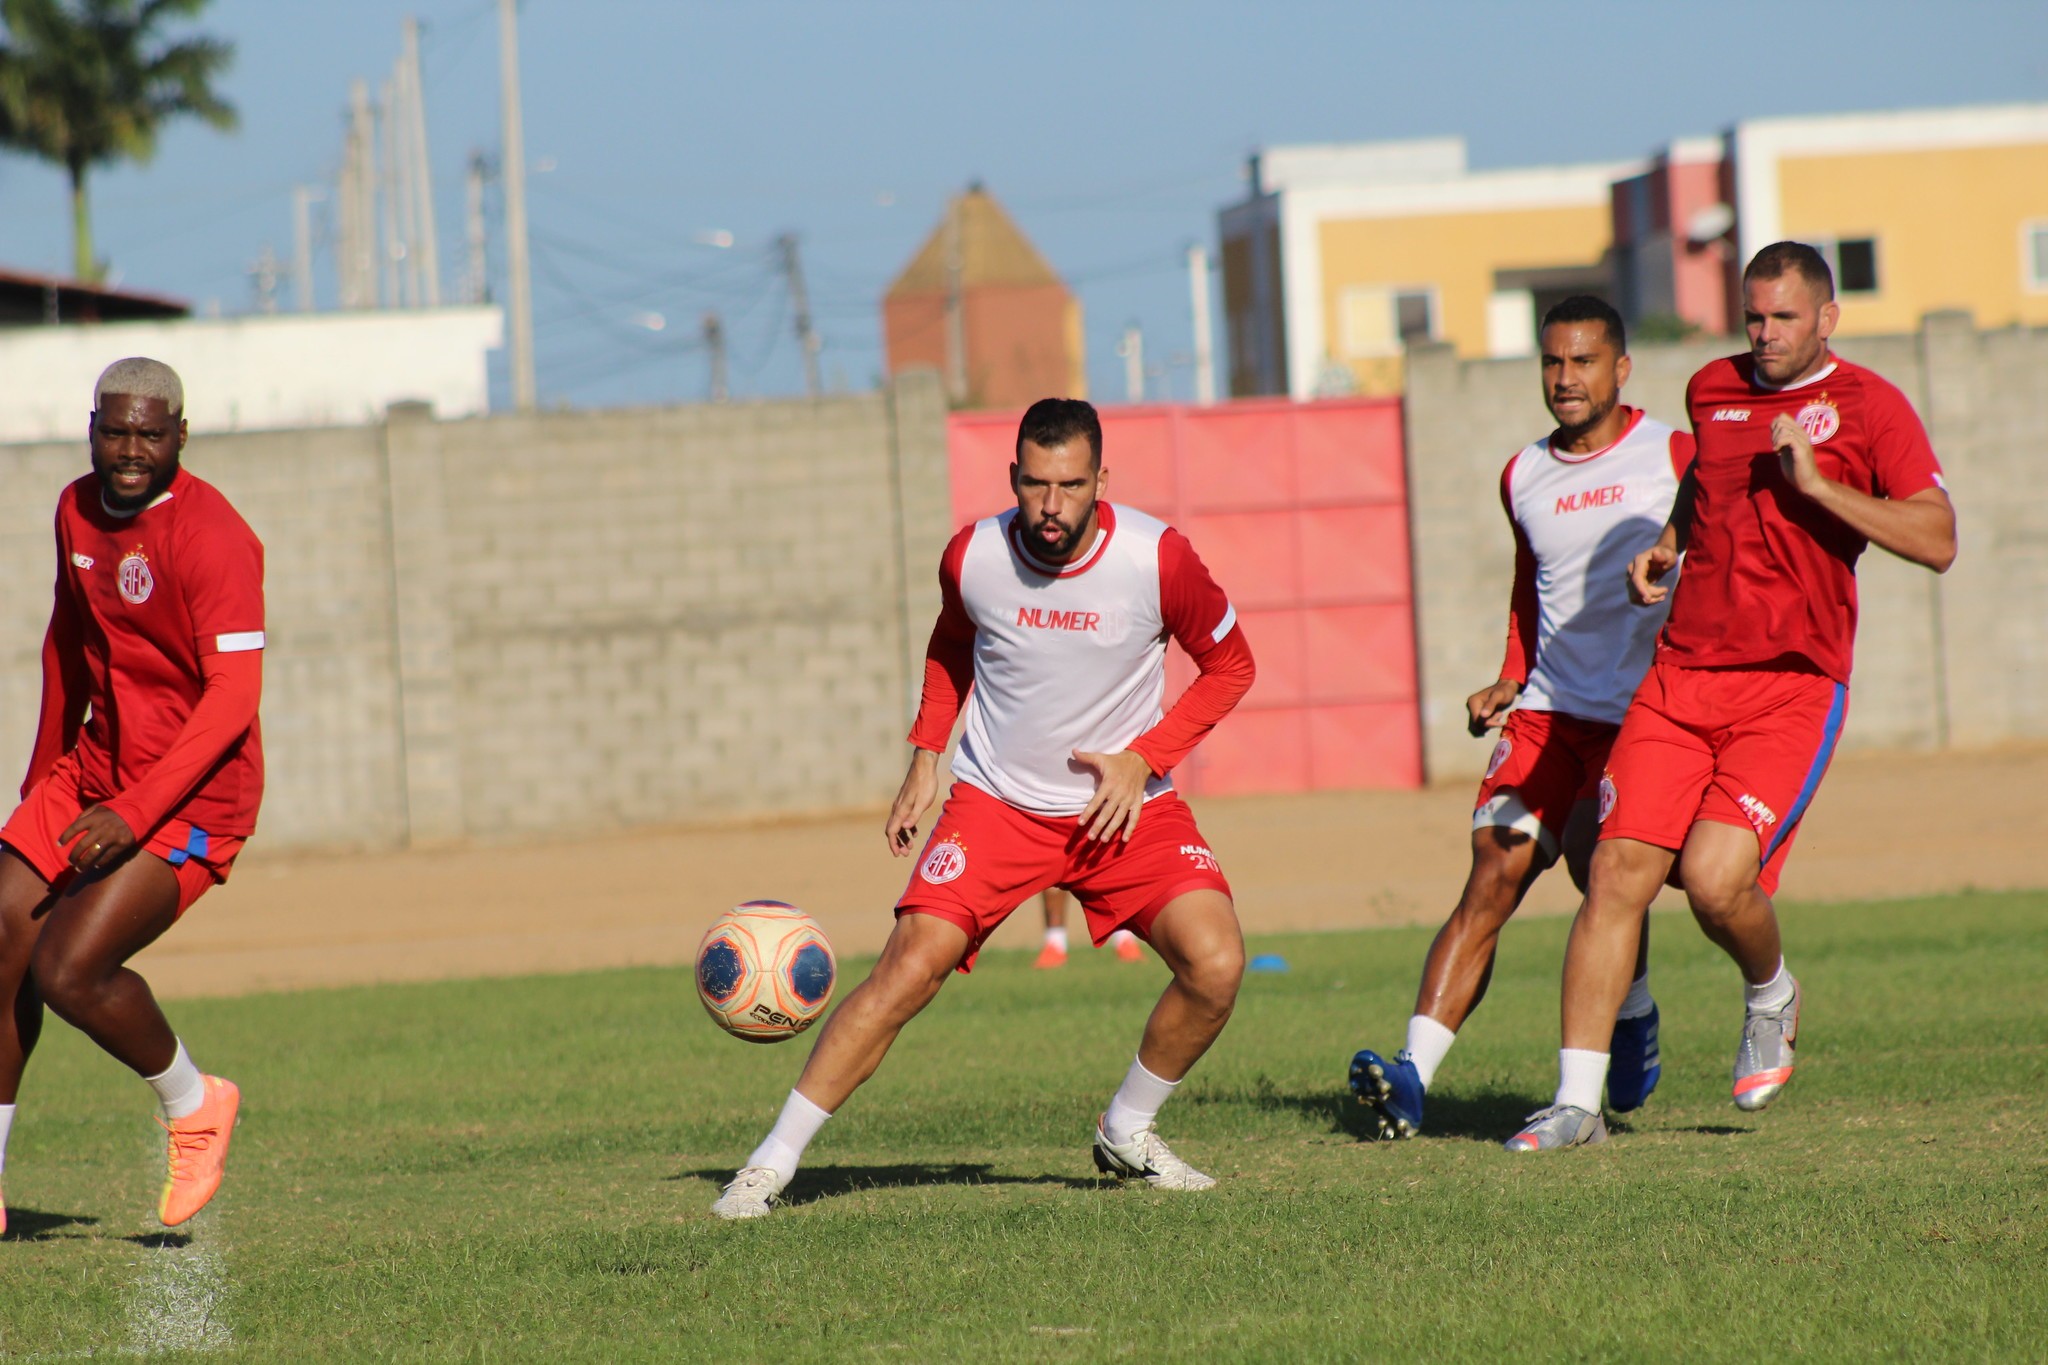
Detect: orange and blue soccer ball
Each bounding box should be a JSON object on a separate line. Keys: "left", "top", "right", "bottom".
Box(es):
{"left": 695, "top": 901, "right": 837, "bottom": 1042}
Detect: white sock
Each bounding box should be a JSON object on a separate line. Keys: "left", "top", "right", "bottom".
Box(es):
{"left": 145, "top": 1040, "right": 207, "bottom": 1120}
{"left": 1618, "top": 973, "right": 1655, "bottom": 1020}
{"left": 1102, "top": 1056, "right": 1180, "bottom": 1146}
{"left": 1107, "top": 929, "right": 1136, "bottom": 947}
{"left": 0, "top": 1103, "right": 14, "bottom": 1174}
{"left": 1555, "top": 1048, "right": 1609, "bottom": 1114}
{"left": 1043, "top": 926, "right": 1068, "bottom": 952}
{"left": 743, "top": 1089, "right": 832, "bottom": 1185}
{"left": 1745, "top": 960, "right": 1795, "bottom": 1014}
{"left": 1403, "top": 1014, "right": 1458, "bottom": 1090}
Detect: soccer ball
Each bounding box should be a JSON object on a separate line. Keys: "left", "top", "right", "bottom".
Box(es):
{"left": 695, "top": 901, "right": 837, "bottom": 1043}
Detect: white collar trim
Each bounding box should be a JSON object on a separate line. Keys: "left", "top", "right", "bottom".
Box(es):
{"left": 100, "top": 488, "right": 176, "bottom": 519}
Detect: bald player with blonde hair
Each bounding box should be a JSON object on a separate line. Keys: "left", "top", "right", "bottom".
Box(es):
{"left": 0, "top": 358, "right": 264, "bottom": 1230}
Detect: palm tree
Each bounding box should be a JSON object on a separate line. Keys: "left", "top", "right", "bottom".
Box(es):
{"left": 0, "top": 0, "right": 234, "bottom": 283}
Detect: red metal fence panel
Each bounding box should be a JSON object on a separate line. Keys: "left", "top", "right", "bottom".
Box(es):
{"left": 944, "top": 397, "right": 1421, "bottom": 795}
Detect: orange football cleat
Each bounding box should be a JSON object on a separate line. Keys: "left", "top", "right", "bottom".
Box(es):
{"left": 1032, "top": 942, "right": 1068, "bottom": 969}
{"left": 158, "top": 1076, "right": 240, "bottom": 1227}
{"left": 1112, "top": 932, "right": 1144, "bottom": 963}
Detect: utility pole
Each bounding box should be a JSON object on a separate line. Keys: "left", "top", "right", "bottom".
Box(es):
{"left": 343, "top": 79, "right": 379, "bottom": 308}
{"left": 250, "top": 247, "right": 282, "bottom": 314}
{"left": 464, "top": 152, "right": 491, "bottom": 305}
{"left": 498, "top": 0, "right": 537, "bottom": 410}
{"left": 379, "top": 75, "right": 405, "bottom": 306}
{"left": 777, "top": 233, "right": 822, "bottom": 399}
{"left": 703, "top": 311, "right": 729, "bottom": 402}
{"left": 942, "top": 192, "right": 967, "bottom": 403}
{"left": 292, "top": 185, "right": 320, "bottom": 311}
{"left": 1187, "top": 243, "right": 1216, "bottom": 405}
{"left": 1118, "top": 324, "right": 1144, "bottom": 403}
{"left": 402, "top": 16, "right": 442, "bottom": 307}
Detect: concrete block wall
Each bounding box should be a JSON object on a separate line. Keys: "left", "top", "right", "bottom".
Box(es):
{"left": 0, "top": 424, "right": 408, "bottom": 850}
{"left": 1404, "top": 316, "right": 2048, "bottom": 785}
{"left": 0, "top": 371, "right": 954, "bottom": 851}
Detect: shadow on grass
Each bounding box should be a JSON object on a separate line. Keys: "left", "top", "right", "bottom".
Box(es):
{"left": 126, "top": 1230, "right": 193, "bottom": 1248}
{"left": 1192, "top": 1081, "right": 1541, "bottom": 1144}
{"left": 675, "top": 1163, "right": 1100, "bottom": 1205}
{"left": 0, "top": 1208, "right": 98, "bottom": 1242}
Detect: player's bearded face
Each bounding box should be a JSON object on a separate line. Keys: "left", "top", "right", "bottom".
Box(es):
{"left": 1013, "top": 440, "right": 1103, "bottom": 562}
{"left": 1540, "top": 322, "right": 1623, "bottom": 438}
{"left": 90, "top": 394, "right": 186, "bottom": 511}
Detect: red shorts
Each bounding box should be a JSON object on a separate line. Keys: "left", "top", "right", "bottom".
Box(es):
{"left": 0, "top": 756, "right": 245, "bottom": 918}
{"left": 1472, "top": 708, "right": 1618, "bottom": 862}
{"left": 898, "top": 782, "right": 1233, "bottom": 972}
{"left": 1598, "top": 659, "right": 1848, "bottom": 894}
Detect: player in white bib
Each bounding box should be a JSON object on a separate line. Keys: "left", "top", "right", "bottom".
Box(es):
{"left": 714, "top": 399, "right": 1257, "bottom": 1218}
{"left": 1350, "top": 297, "right": 1692, "bottom": 1138}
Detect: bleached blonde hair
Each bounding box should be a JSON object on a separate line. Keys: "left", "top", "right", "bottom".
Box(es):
{"left": 94, "top": 357, "right": 184, "bottom": 415}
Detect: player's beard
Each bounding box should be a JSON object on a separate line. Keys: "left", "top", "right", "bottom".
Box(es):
{"left": 1551, "top": 389, "right": 1617, "bottom": 445}
{"left": 1029, "top": 502, "right": 1095, "bottom": 562}
{"left": 95, "top": 454, "right": 180, "bottom": 512}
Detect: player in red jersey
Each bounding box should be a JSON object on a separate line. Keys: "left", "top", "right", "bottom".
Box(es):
{"left": 1350, "top": 297, "right": 1691, "bottom": 1139}
{"left": 713, "top": 398, "right": 1256, "bottom": 1218}
{"left": 1507, "top": 244, "right": 1957, "bottom": 1151}
{"left": 0, "top": 359, "right": 264, "bottom": 1229}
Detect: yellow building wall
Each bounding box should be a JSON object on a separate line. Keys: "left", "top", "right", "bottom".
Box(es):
{"left": 1778, "top": 142, "right": 2048, "bottom": 334}
{"left": 1317, "top": 203, "right": 1612, "bottom": 393}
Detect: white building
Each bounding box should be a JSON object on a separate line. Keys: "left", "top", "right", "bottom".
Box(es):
{"left": 0, "top": 307, "right": 504, "bottom": 442}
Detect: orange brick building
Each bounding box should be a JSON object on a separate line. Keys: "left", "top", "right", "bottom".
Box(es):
{"left": 883, "top": 184, "right": 1085, "bottom": 408}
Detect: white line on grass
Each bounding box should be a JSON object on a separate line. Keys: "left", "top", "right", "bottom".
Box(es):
{"left": 121, "top": 1210, "right": 234, "bottom": 1356}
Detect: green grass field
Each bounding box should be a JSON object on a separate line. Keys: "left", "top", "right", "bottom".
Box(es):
{"left": 2, "top": 890, "right": 2043, "bottom": 1361}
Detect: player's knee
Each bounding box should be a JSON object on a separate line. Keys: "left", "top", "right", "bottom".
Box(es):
{"left": 1679, "top": 854, "right": 1750, "bottom": 923}
{"left": 865, "top": 955, "right": 951, "bottom": 1017}
{"left": 28, "top": 940, "right": 100, "bottom": 1019}
{"left": 1177, "top": 937, "right": 1243, "bottom": 1018}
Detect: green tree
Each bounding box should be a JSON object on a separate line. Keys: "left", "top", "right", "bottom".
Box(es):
{"left": 0, "top": 0, "right": 234, "bottom": 283}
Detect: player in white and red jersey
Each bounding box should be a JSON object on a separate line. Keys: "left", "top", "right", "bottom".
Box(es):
{"left": 713, "top": 398, "right": 1256, "bottom": 1218}
{"left": 1509, "top": 243, "right": 1957, "bottom": 1152}
{"left": 1349, "top": 297, "right": 1693, "bottom": 1139}
{"left": 0, "top": 359, "right": 262, "bottom": 1234}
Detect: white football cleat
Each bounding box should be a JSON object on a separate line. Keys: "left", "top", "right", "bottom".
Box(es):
{"left": 1092, "top": 1118, "right": 1217, "bottom": 1191}
{"left": 710, "top": 1166, "right": 786, "bottom": 1220}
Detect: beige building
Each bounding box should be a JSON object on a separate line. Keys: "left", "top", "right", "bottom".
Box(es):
{"left": 1219, "top": 139, "right": 1638, "bottom": 398}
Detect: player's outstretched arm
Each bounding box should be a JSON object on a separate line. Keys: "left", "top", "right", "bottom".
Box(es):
{"left": 24, "top": 587, "right": 89, "bottom": 798}
{"left": 885, "top": 748, "right": 942, "bottom": 856}
{"left": 80, "top": 650, "right": 262, "bottom": 872}
{"left": 1467, "top": 679, "right": 1522, "bottom": 737}
{"left": 1772, "top": 413, "right": 1957, "bottom": 572}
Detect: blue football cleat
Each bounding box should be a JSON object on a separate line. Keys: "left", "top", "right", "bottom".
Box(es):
{"left": 1349, "top": 1047, "right": 1424, "bottom": 1140}
{"left": 1607, "top": 1003, "right": 1662, "bottom": 1113}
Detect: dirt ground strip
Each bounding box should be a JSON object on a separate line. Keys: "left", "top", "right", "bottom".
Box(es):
{"left": 137, "top": 743, "right": 2048, "bottom": 999}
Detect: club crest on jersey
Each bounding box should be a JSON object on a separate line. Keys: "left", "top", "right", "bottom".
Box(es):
{"left": 1598, "top": 774, "right": 1617, "bottom": 824}
{"left": 117, "top": 550, "right": 154, "bottom": 605}
{"left": 919, "top": 836, "right": 967, "bottom": 885}
{"left": 1795, "top": 397, "right": 1839, "bottom": 444}
{"left": 1485, "top": 736, "right": 1513, "bottom": 780}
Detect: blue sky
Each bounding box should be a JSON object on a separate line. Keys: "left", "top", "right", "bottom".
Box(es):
{"left": 1, "top": 0, "right": 2043, "bottom": 410}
